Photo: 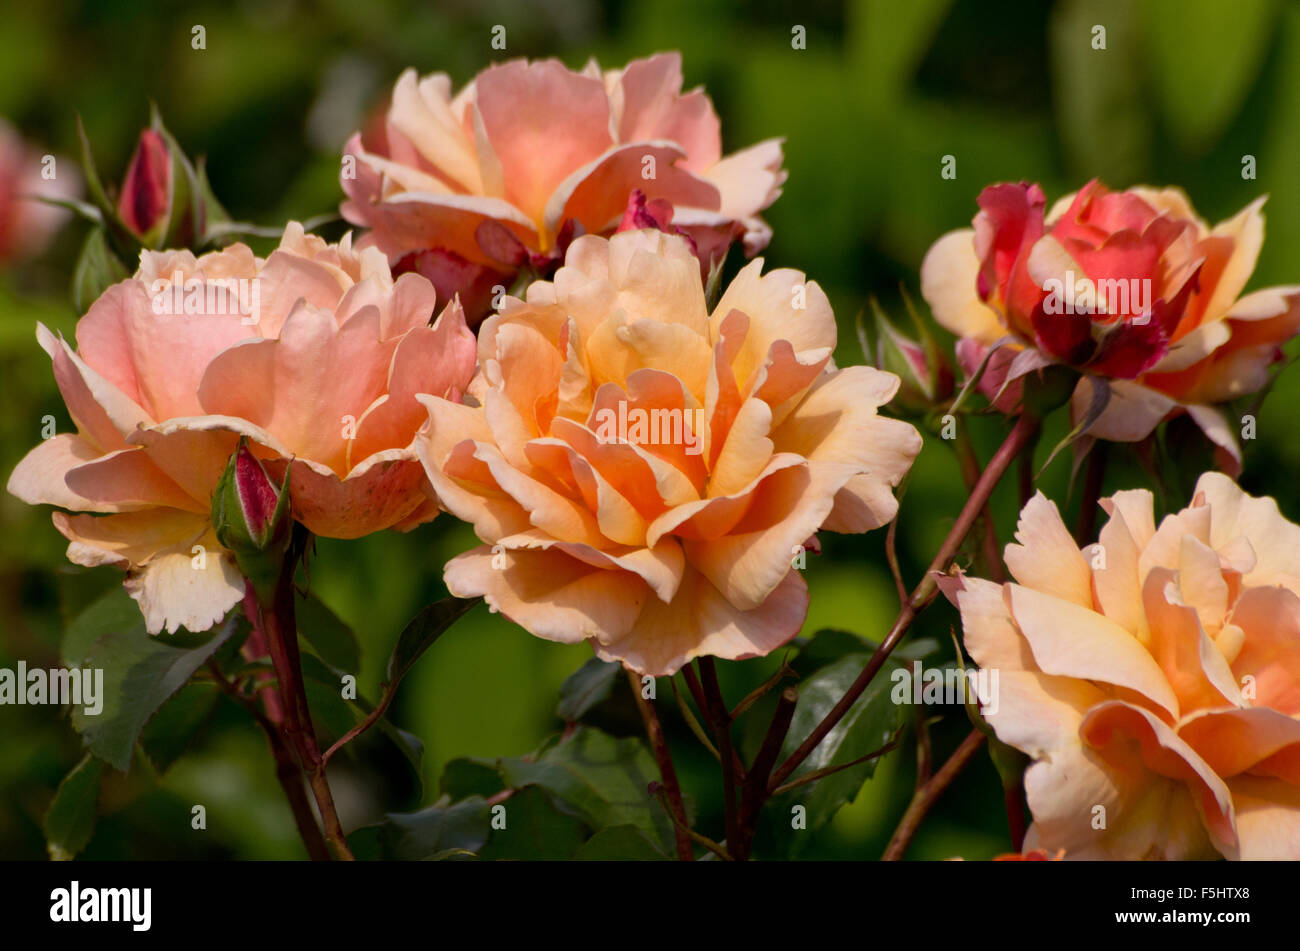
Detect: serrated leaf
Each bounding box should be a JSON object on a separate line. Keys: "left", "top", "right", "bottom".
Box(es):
{"left": 441, "top": 757, "right": 506, "bottom": 800}
{"left": 573, "top": 824, "right": 671, "bottom": 861}
{"left": 478, "top": 786, "right": 588, "bottom": 860}
{"left": 776, "top": 652, "right": 906, "bottom": 835}
{"left": 62, "top": 588, "right": 236, "bottom": 771}
{"left": 138, "top": 682, "right": 219, "bottom": 774}
{"left": 497, "top": 726, "right": 679, "bottom": 853}
{"left": 361, "top": 796, "right": 490, "bottom": 860}
{"left": 44, "top": 754, "right": 105, "bottom": 860}
{"left": 555, "top": 656, "right": 621, "bottom": 722}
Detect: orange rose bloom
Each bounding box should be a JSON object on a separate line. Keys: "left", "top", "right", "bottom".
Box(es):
{"left": 942, "top": 473, "right": 1300, "bottom": 859}
{"left": 418, "top": 229, "right": 921, "bottom": 674}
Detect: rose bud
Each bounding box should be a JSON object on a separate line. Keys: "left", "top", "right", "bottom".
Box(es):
{"left": 212, "top": 440, "right": 292, "bottom": 596}
{"left": 117, "top": 128, "right": 172, "bottom": 240}
{"left": 862, "top": 299, "right": 954, "bottom": 413}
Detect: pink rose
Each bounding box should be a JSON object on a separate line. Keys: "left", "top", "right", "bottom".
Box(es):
{"left": 0, "top": 119, "right": 80, "bottom": 264}
{"left": 341, "top": 53, "right": 785, "bottom": 322}
{"left": 922, "top": 182, "right": 1300, "bottom": 469}
{"left": 8, "top": 223, "right": 476, "bottom": 633}
{"left": 941, "top": 473, "right": 1300, "bottom": 859}
{"left": 416, "top": 229, "right": 921, "bottom": 675}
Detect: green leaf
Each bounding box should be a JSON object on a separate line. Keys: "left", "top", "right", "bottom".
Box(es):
{"left": 295, "top": 590, "right": 360, "bottom": 673}
{"left": 74, "top": 114, "right": 116, "bottom": 221}
{"left": 441, "top": 757, "right": 506, "bottom": 800}
{"left": 776, "top": 652, "right": 906, "bottom": 834}
{"left": 44, "top": 754, "right": 105, "bottom": 861}
{"left": 62, "top": 588, "right": 237, "bottom": 771}
{"left": 573, "top": 824, "right": 671, "bottom": 861}
{"left": 498, "top": 726, "right": 678, "bottom": 852}
{"left": 478, "top": 786, "right": 588, "bottom": 860}
{"left": 138, "top": 682, "right": 220, "bottom": 774}
{"left": 385, "top": 596, "right": 479, "bottom": 686}
{"left": 360, "top": 796, "right": 490, "bottom": 861}
{"left": 72, "top": 228, "right": 128, "bottom": 313}
{"left": 792, "top": 628, "right": 877, "bottom": 675}
{"left": 555, "top": 656, "right": 621, "bottom": 722}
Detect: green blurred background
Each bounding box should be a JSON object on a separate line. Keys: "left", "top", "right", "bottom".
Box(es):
{"left": 3, "top": 0, "right": 1300, "bottom": 860}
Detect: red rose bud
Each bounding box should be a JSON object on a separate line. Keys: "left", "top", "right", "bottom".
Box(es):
{"left": 117, "top": 128, "right": 171, "bottom": 238}
{"left": 212, "top": 440, "right": 292, "bottom": 595}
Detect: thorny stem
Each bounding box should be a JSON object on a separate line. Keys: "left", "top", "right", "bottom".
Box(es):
{"left": 954, "top": 426, "right": 1003, "bottom": 581}
{"left": 627, "top": 669, "right": 693, "bottom": 861}
{"left": 698, "top": 658, "right": 741, "bottom": 859}
{"left": 1016, "top": 417, "right": 1041, "bottom": 508}
{"left": 736, "top": 687, "right": 798, "bottom": 859}
{"left": 206, "top": 658, "right": 331, "bottom": 862}
{"left": 768, "top": 412, "right": 1039, "bottom": 793}
{"left": 882, "top": 728, "right": 986, "bottom": 860}
{"left": 1075, "top": 439, "right": 1109, "bottom": 546}
{"left": 250, "top": 565, "right": 355, "bottom": 861}
{"left": 681, "top": 664, "right": 744, "bottom": 782}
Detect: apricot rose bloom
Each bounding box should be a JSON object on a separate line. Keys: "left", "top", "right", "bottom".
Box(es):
{"left": 341, "top": 53, "right": 785, "bottom": 322}
{"left": 7, "top": 223, "right": 475, "bottom": 634}
{"left": 417, "top": 229, "right": 922, "bottom": 675}
{"left": 922, "top": 182, "right": 1300, "bottom": 468}
{"left": 941, "top": 473, "right": 1300, "bottom": 859}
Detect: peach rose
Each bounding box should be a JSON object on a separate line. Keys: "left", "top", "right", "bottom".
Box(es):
{"left": 416, "top": 229, "right": 921, "bottom": 675}
{"left": 922, "top": 181, "right": 1300, "bottom": 470}
{"left": 940, "top": 473, "right": 1300, "bottom": 859}
{"left": 8, "top": 222, "right": 475, "bottom": 634}
{"left": 341, "top": 53, "right": 785, "bottom": 322}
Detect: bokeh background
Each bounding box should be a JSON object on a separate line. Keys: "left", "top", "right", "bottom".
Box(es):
{"left": 3, "top": 0, "right": 1300, "bottom": 859}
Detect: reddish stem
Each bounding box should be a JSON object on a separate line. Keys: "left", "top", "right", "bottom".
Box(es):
{"left": 768, "top": 412, "right": 1038, "bottom": 793}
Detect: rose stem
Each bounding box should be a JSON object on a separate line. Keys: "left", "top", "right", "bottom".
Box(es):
{"left": 697, "top": 657, "right": 742, "bottom": 859}
{"left": 626, "top": 668, "right": 693, "bottom": 861}
{"left": 768, "top": 411, "right": 1038, "bottom": 793}
{"left": 882, "top": 727, "right": 986, "bottom": 860}
{"left": 208, "top": 654, "right": 331, "bottom": 862}
{"left": 256, "top": 566, "right": 355, "bottom": 861}
{"left": 1074, "top": 439, "right": 1109, "bottom": 545}
{"left": 735, "top": 686, "right": 798, "bottom": 860}
{"left": 954, "top": 425, "right": 1004, "bottom": 580}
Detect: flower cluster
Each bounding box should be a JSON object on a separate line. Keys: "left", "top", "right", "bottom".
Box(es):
{"left": 7, "top": 50, "right": 1300, "bottom": 862}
